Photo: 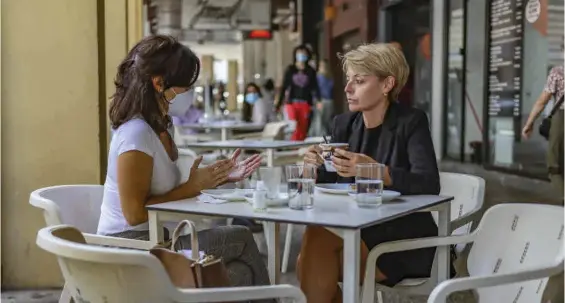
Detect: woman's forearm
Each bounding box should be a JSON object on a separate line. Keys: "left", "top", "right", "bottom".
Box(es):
{"left": 526, "top": 91, "right": 553, "bottom": 126}
{"left": 526, "top": 102, "right": 546, "bottom": 126}
{"left": 125, "top": 183, "right": 199, "bottom": 226}
{"left": 146, "top": 183, "right": 200, "bottom": 206}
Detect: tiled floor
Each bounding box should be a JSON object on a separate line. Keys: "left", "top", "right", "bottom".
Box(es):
{"left": 2, "top": 161, "right": 560, "bottom": 303}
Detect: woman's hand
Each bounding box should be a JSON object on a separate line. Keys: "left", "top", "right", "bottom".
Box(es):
{"left": 227, "top": 149, "right": 262, "bottom": 183}
{"left": 331, "top": 149, "right": 377, "bottom": 177}
{"left": 303, "top": 145, "right": 324, "bottom": 167}
{"left": 522, "top": 122, "right": 533, "bottom": 139}
{"left": 185, "top": 156, "right": 234, "bottom": 192}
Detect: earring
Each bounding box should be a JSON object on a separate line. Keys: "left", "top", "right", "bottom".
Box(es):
{"left": 383, "top": 92, "right": 388, "bottom": 97}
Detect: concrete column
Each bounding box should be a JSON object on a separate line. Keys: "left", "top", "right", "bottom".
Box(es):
{"left": 127, "top": 0, "right": 144, "bottom": 49}
{"left": 200, "top": 54, "right": 215, "bottom": 82}
{"left": 227, "top": 60, "right": 239, "bottom": 112}
{"left": 265, "top": 39, "right": 276, "bottom": 80}
{"left": 2, "top": 0, "right": 103, "bottom": 287}
{"left": 431, "top": 0, "right": 447, "bottom": 160}
{"left": 105, "top": 0, "right": 129, "bottom": 147}
{"left": 274, "top": 29, "right": 296, "bottom": 86}
{"left": 227, "top": 60, "right": 239, "bottom": 111}
{"left": 242, "top": 40, "right": 255, "bottom": 84}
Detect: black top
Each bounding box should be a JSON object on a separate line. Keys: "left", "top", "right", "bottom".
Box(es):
{"left": 276, "top": 65, "right": 320, "bottom": 110}
{"left": 317, "top": 101, "right": 440, "bottom": 195}
{"left": 360, "top": 125, "right": 383, "bottom": 157}
{"left": 315, "top": 102, "right": 443, "bottom": 286}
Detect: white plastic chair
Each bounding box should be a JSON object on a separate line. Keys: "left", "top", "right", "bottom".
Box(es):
{"left": 173, "top": 125, "right": 217, "bottom": 145}
{"left": 364, "top": 172, "right": 485, "bottom": 301}
{"left": 361, "top": 203, "right": 564, "bottom": 303}
{"left": 281, "top": 171, "right": 485, "bottom": 276}
{"left": 232, "top": 121, "right": 288, "bottom": 140}
{"left": 30, "top": 185, "right": 157, "bottom": 303}
{"left": 30, "top": 185, "right": 153, "bottom": 250}
{"left": 435, "top": 172, "right": 485, "bottom": 253}
{"left": 36, "top": 224, "right": 307, "bottom": 303}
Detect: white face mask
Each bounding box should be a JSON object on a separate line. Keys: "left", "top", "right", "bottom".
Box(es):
{"left": 168, "top": 89, "right": 194, "bottom": 116}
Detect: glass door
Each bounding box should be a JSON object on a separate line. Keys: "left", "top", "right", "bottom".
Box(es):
{"left": 444, "top": 0, "right": 467, "bottom": 161}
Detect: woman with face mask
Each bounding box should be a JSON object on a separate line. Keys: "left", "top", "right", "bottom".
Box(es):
{"left": 98, "top": 35, "right": 272, "bottom": 294}
{"left": 242, "top": 82, "right": 273, "bottom": 124}
{"left": 169, "top": 89, "right": 204, "bottom": 135}
{"left": 276, "top": 45, "right": 321, "bottom": 141}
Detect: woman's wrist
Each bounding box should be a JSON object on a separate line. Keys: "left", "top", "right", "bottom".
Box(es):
{"left": 178, "top": 178, "right": 204, "bottom": 199}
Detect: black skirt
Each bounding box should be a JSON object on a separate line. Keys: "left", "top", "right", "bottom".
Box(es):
{"left": 360, "top": 212, "right": 440, "bottom": 287}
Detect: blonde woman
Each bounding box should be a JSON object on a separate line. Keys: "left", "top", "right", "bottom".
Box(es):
{"left": 299, "top": 43, "right": 443, "bottom": 302}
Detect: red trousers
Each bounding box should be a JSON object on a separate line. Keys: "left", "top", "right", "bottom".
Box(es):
{"left": 285, "top": 102, "right": 312, "bottom": 141}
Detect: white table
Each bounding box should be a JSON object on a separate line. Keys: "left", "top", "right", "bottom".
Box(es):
{"left": 179, "top": 139, "right": 322, "bottom": 166}
{"left": 146, "top": 192, "right": 453, "bottom": 303}
{"left": 181, "top": 121, "right": 265, "bottom": 141}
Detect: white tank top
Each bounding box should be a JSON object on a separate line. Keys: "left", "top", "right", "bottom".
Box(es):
{"left": 97, "top": 118, "right": 180, "bottom": 235}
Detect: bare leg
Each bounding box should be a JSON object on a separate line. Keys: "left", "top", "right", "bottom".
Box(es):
{"left": 297, "top": 226, "right": 387, "bottom": 303}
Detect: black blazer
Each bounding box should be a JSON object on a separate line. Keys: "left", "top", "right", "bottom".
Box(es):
{"left": 317, "top": 101, "right": 441, "bottom": 195}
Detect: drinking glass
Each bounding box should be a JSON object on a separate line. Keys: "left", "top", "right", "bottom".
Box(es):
{"left": 355, "top": 163, "right": 384, "bottom": 207}
{"left": 259, "top": 167, "right": 282, "bottom": 199}
{"left": 285, "top": 164, "right": 316, "bottom": 210}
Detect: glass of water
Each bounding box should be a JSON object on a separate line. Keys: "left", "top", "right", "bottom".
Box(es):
{"left": 285, "top": 164, "right": 316, "bottom": 210}
{"left": 259, "top": 167, "right": 282, "bottom": 199}
{"left": 355, "top": 163, "right": 385, "bottom": 207}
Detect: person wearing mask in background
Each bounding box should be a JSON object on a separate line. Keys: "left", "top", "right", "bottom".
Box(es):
{"left": 316, "top": 59, "right": 334, "bottom": 136}
{"left": 242, "top": 82, "right": 274, "bottom": 124}
{"left": 276, "top": 45, "right": 320, "bottom": 141}
{"left": 99, "top": 35, "right": 272, "bottom": 292}
{"left": 241, "top": 82, "right": 261, "bottom": 123}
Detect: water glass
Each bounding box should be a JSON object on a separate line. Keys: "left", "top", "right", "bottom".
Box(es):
{"left": 285, "top": 164, "right": 316, "bottom": 210}
{"left": 355, "top": 163, "right": 385, "bottom": 207}
{"left": 259, "top": 167, "right": 282, "bottom": 199}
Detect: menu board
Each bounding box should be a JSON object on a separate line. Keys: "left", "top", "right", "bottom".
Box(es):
{"left": 487, "top": 0, "right": 524, "bottom": 117}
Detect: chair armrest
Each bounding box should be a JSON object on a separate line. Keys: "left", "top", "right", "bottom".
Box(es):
{"left": 173, "top": 284, "right": 306, "bottom": 303}
{"left": 428, "top": 261, "right": 564, "bottom": 303}
{"left": 361, "top": 234, "right": 475, "bottom": 302}
{"left": 231, "top": 132, "right": 263, "bottom": 139}
{"left": 83, "top": 234, "right": 154, "bottom": 250}
{"left": 450, "top": 211, "right": 481, "bottom": 232}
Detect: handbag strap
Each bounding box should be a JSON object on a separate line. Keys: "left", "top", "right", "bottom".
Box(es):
{"left": 548, "top": 95, "right": 564, "bottom": 118}
{"left": 171, "top": 220, "right": 199, "bottom": 260}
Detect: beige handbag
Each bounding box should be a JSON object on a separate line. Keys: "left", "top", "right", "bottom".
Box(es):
{"left": 150, "top": 220, "right": 231, "bottom": 291}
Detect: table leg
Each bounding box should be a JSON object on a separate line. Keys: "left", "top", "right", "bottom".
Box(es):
{"left": 221, "top": 128, "right": 228, "bottom": 141}
{"left": 148, "top": 211, "right": 164, "bottom": 246}
{"left": 437, "top": 203, "right": 451, "bottom": 283}
{"left": 266, "top": 148, "right": 274, "bottom": 167}
{"left": 342, "top": 229, "right": 361, "bottom": 303}
{"left": 265, "top": 221, "right": 281, "bottom": 284}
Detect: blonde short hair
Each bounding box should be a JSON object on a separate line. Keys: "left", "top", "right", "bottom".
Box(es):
{"left": 340, "top": 43, "right": 409, "bottom": 101}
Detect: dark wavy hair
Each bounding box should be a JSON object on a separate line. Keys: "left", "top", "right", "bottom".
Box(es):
{"left": 109, "top": 35, "right": 200, "bottom": 133}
